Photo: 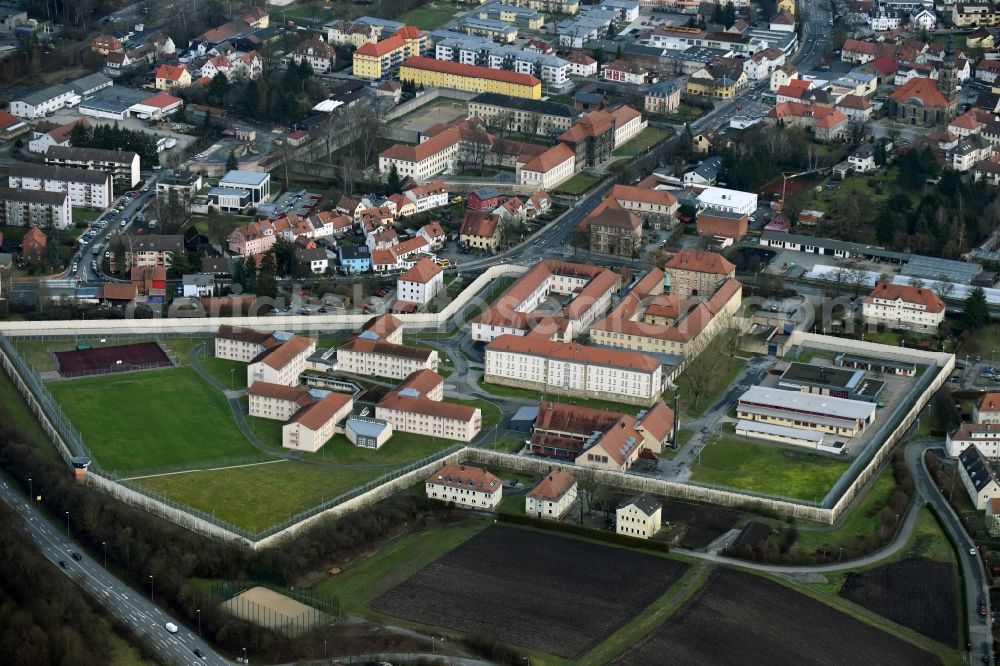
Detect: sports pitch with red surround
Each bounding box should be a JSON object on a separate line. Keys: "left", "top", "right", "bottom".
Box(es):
{"left": 54, "top": 342, "right": 172, "bottom": 377}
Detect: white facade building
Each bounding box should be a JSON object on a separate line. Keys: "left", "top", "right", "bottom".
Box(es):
{"left": 9, "top": 84, "right": 81, "bottom": 119}
{"left": 616, "top": 494, "right": 662, "bottom": 539}
{"left": 396, "top": 258, "right": 444, "bottom": 305}
{"left": 7, "top": 164, "right": 112, "bottom": 209}
{"left": 246, "top": 335, "right": 316, "bottom": 387}
{"left": 525, "top": 470, "right": 577, "bottom": 519}
{"left": 862, "top": 281, "right": 945, "bottom": 332}
{"left": 696, "top": 186, "right": 758, "bottom": 216}
{"left": 425, "top": 464, "right": 502, "bottom": 509}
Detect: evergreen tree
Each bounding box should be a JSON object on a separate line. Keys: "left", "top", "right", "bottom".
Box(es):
{"left": 45, "top": 231, "right": 59, "bottom": 267}
{"left": 386, "top": 164, "right": 401, "bottom": 194}
{"left": 722, "top": 2, "right": 736, "bottom": 28}
{"left": 964, "top": 286, "right": 990, "bottom": 330}
{"left": 208, "top": 72, "right": 230, "bottom": 105}
{"left": 256, "top": 253, "right": 278, "bottom": 298}
{"left": 226, "top": 150, "right": 238, "bottom": 172}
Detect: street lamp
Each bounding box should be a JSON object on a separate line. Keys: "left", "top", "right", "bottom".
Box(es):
{"left": 242, "top": 647, "right": 247, "bottom": 664}
{"left": 102, "top": 541, "right": 107, "bottom": 569}
{"left": 230, "top": 368, "right": 235, "bottom": 389}
{"left": 64, "top": 511, "right": 69, "bottom": 536}
{"left": 28, "top": 476, "right": 32, "bottom": 501}
{"left": 197, "top": 609, "right": 201, "bottom": 638}
{"left": 149, "top": 575, "right": 154, "bottom": 603}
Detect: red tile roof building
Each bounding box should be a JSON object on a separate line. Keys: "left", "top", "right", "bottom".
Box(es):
{"left": 862, "top": 281, "right": 946, "bottom": 332}
{"left": 338, "top": 315, "right": 439, "bottom": 379}
{"left": 378, "top": 370, "right": 481, "bottom": 441}
{"left": 472, "top": 259, "right": 621, "bottom": 343}
{"left": 484, "top": 333, "right": 664, "bottom": 406}
{"left": 888, "top": 77, "right": 957, "bottom": 127}
{"left": 425, "top": 464, "right": 501, "bottom": 509}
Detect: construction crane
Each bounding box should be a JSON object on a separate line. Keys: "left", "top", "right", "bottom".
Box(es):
{"left": 773, "top": 167, "right": 831, "bottom": 212}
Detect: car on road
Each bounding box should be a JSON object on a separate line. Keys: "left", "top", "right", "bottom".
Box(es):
{"left": 71, "top": 552, "right": 82, "bottom": 561}
{"left": 981, "top": 600, "right": 988, "bottom": 616}
{"left": 194, "top": 648, "right": 206, "bottom": 659}
{"left": 165, "top": 622, "right": 178, "bottom": 634}
{"left": 120, "top": 220, "right": 127, "bottom": 227}
{"left": 59, "top": 560, "right": 69, "bottom": 569}
{"left": 770, "top": 304, "right": 779, "bottom": 312}
{"left": 971, "top": 546, "right": 978, "bottom": 556}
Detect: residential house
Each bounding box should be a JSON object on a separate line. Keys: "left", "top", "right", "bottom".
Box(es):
{"left": 396, "top": 258, "right": 444, "bottom": 305}
{"left": 765, "top": 101, "right": 849, "bottom": 141}
{"left": 525, "top": 470, "right": 577, "bottom": 519}
{"left": 959, "top": 445, "right": 1000, "bottom": 511}
{"left": 684, "top": 155, "right": 724, "bottom": 186}
{"left": 516, "top": 143, "right": 576, "bottom": 190}
{"left": 27, "top": 118, "right": 90, "bottom": 155}
{"left": 338, "top": 245, "right": 372, "bottom": 274}
{"left": 744, "top": 47, "right": 785, "bottom": 80}
{"left": 155, "top": 64, "right": 191, "bottom": 90}
{"left": 616, "top": 494, "right": 662, "bottom": 539}
{"left": 602, "top": 59, "right": 655, "bottom": 85}
{"left": 7, "top": 163, "right": 112, "bottom": 209}
{"left": 460, "top": 211, "right": 504, "bottom": 250}
{"left": 425, "top": 464, "right": 501, "bottom": 509}
{"left": 292, "top": 35, "right": 337, "bottom": 74}
{"left": 645, "top": 80, "right": 680, "bottom": 114}
{"left": 862, "top": 281, "right": 945, "bottom": 332}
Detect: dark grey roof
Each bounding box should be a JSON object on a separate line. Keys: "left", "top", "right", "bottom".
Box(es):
{"left": 296, "top": 247, "right": 328, "bottom": 262}
{"left": 70, "top": 72, "right": 112, "bottom": 95}
{"left": 574, "top": 91, "right": 605, "bottom": 105}
{"left": 779, "top": 362, "right": 859, "bottom": 389}
{"left": 8, "top": 162, "right": 111, "bottom": 185}
{"left": 619, "top": 492, "right": 660, "bottom": 517}
{"left": 0, "top": 186, "right": 67, "bottom": 205}
{"left": 159, "top": 171, "right": 201, "bottom": 187}
{"left": 470, "top": 92, "right": 581, "bottom": 118}
{"left": 960, "top": 445, "right": 998, "bottom": 493}
{"left": 46, "top": 145, "right": 137, "bottom": 165}
{"left": 735, "top": 520, "right": 772, "bottom": 547}
{"left": 339, "top": 245, "right": 371, "bottom": 260}
{"left": 16, "top": 84, "right": 76, "bottom": 106}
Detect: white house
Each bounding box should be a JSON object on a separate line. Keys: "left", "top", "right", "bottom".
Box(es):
{"left": 404, "top": 180, "right": 449, "bottom": 212}
{"left": 744, "top": 47, "right": 786, "bottom": 81}
{"left": 862, "top": 281, "right": 945, "bottom": 332}
{"left": 425, "top": 463, "right": 502, "bottom": 509}
{"left": 616, "top": 493, "right": 662, "bottom": 539}
{"left": 910, "top": 8, "right": 936, "bottom": 30}
{"left": 770, "top": 64, "right": 799, "bottom": 93}
{"left": 396, "top": 258, "right": 444, "bottom": 306}
{"left": 297, "top": 247, "right": 330, "bottom": 274}
{"left": 181, "top": 273, "right": 215, "bottom": 297}
{"left": 0, "top": 187, "right": 72, "bottom": 230}
{"left": 44, "top": 145, "right": 141, "bottom": 187}
{"left": 847, "top": 142, "right": 876, "bottom": 173}
{"left": 866, "top": 7, "right": 903, "bottom": 31}
{"left": 959, "top": 445, "right": 1000, "bottom": 511}
{"left": 947, "top": 423, "right": 1000, "bottom": 459}
{"left": 525, "top": 469, "right": 577, "bottom": 519}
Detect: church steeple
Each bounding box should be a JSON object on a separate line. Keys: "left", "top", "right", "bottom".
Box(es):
{"left": 938, "top": 33, "right": 957, "bottom": 103}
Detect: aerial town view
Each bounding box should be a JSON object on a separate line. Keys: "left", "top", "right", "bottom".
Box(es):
{"left": 6, "top": 0, "right": 1000, "bottom": 663}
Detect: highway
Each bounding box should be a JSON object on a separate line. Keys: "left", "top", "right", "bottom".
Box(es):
{"left": 0, "top": 477, "right": 229, "bottom": 666}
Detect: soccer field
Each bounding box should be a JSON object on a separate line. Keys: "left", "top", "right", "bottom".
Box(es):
{"left": 48, "top": 367, "right": 265, "bottom": 472}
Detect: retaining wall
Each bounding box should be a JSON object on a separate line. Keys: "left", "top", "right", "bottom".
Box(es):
{"left": 0, "top": 264, "right": 528, "bottom": 338}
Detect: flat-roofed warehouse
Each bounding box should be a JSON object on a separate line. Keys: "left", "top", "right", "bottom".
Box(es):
{"left": 778, "top": 362, "right": 885, "bottom": 402}
{"left": 736, "top": 386, "right": 876, "bottom": 437}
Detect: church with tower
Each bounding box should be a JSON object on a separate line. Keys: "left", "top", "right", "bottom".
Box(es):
{"left": 887, "top": 35, "right": 959, "bottom": 127}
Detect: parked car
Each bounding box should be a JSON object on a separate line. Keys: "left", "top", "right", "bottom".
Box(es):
{"left": 71, "top": 552, "right": 82, "bottom": 561}
{"left": 59, "top": 560, "right": 69, "bottom": 569}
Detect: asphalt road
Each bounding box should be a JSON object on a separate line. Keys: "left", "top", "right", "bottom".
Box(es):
{"left": 908, "top": 442, "right": 993, "bottom": 664}
{"left": 0, "top": 477, "right": 229, "bottom": 666}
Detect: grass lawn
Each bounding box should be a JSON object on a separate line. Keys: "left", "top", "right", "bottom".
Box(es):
{"left": 477, "top": 377, "right": 638, "bottom": 412}
{"left": 660, "top": 102, "right": 706, "bottom": 124}
{"left": 397, "top": 1, "right": 466, "bottom": 29}
{"left": 159, "top": 336, "right": 211, "bottom": 361}
{"left": 674, "top": 354, "right": 747, "bottom": 418}
{"left": 48, "top": 367, "right": 264, "bottom": 472}
{"left": 612, "top": 127, "right": 670, "bottom": 157}
{"left": 691, "top": 437, "right": 849, "bottom": 501}
{"left": 72, "top": 207, "right": 99, "bottom": 227}
{"left": 135, "top": 460, "right": 383, "bottom": 532}
{"left": 789, "top": 466, "right": 896, "bottom": 559}
{"left": 489, "top": 436, "right": 525, "bottom": 453}
{"left": 199, "top": 355, "right": 247, "bottom": 389}
{"left": 553, "top": 172, "right": 601, "bottom": 196}
{"left": 309, "top": 517, "right": 492, "bottom": 612}
{"left": 0, "top": 368, "right": 59, "bottom": 459}
{"left": 188, "top": 213, "right": 250, "bottom": 238}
